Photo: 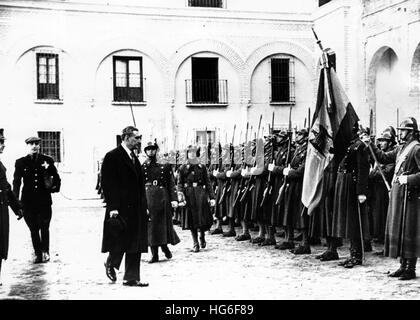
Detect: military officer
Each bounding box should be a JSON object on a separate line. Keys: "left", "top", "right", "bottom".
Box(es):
{"left": 142, "top": 141, "right": 180, "bottom": 263}
{"left": 332, "top": 124, "right": 370, "bottom": 268}
{"left": 363, "top": 118, "right": 420, "bottom": 280}
{"left": 13, "top": 136, "right": 61, "bottom": 264}
{"left": 177, "top": 145, "right": 216, "bottom": 252}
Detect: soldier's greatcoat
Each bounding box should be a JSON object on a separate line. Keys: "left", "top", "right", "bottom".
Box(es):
{"left": 368, "top": 146, "right": 395, "bottom": 241}
{"left": 332, "top": 138, "right": 370, "bottom": 239}
{"left": 372, "top": 141, "right": 420, "bottom": 258}
{"left": 0, "top": 161, "right": 21, "bottom": 260}
{"left": 142, "top": 158, "right": 180, "bottom": 247}
{"left": 282, "top": 141, "right": 308, "bottom": 229}
{"left": 177, "top": 163, "right": 215, "bottom": 231}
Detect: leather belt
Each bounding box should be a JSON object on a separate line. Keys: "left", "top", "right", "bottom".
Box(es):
{"left": 145, "top": 180, "right": 162, "bottom": 187}
{"left": 184, "top": 183, "right": 204, "bottom": 188}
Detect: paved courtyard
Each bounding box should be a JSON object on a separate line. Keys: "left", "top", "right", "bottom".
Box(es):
{"left": 0, "top": 194, "right": 419, "bottom": 300}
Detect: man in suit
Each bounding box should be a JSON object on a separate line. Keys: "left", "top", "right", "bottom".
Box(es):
{"left": 13, "top": 136, "right": 61, "bottom": 264}
{"left": 101, "top": 126, "right": 149, "bottom": 287}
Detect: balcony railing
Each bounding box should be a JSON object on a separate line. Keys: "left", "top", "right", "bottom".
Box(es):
{"left": 186, "top": 79, "right": 228, "bottom": 105}
{"left": 188, "top": 0, "right": 223, "bottom": 8}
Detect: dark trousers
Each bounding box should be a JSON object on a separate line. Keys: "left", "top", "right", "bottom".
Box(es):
{"left": 23, "top": 205, "right": 52, "bottom": 256}
{"left": 106, "top": 252, "right": 141, "bottom": 282}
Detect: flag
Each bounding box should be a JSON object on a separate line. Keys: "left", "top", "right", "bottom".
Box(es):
{"left": 301, "top": 62, "right": 359, "bottom": 216}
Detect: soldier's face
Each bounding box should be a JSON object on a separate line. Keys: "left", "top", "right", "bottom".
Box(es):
{"left": 378, "top": 140, "right": 389, "bottom": 150}
{"left": 28, "top": 142, "right": 40, "bottom": 154}
{"left": 0, "top": 140, "right": 5, "bottom": 153}
{"left": 399, "top": 129, "right": 410, "bottom": 141}
{"left": 146, "top": 149, "right": 157, "bottom": 157}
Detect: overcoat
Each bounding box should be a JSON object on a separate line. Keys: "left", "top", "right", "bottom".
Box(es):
{"left": 177, "top": 163, "right": 215, "bottom": 230}
{"left": 371, "top": 141, "right": 420, "bottom": 258}
{"left": 367, "top": 147, "right": 394, "bottom": 240}
{"left": 332, "top": 138, "right": 370, "bottom": 239}
{"left": 0, "top": 161, "right": 21, "bottom": 260}
{"left": 282, "top": 141, "right": 308, "bottom": 229}
{"left": 142, "top": 159, "right": 180, "bottom": 246}
{"left": 101, "top": 146, "right": 148, "bottom": 254}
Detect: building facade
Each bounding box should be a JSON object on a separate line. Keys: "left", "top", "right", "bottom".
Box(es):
{"left": 0, "top": 0, "right": 419, "bottom": 198}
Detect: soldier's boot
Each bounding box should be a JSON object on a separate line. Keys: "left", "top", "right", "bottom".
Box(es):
{"left": 235, "top": 233, "right": 251, "bottom": 241}
{"left": 191, "top": 229, "right": 200, "bottom": 252}
{"left": 199, "top": 231, "right": 206, "bottom": 249}
{"left": 210, "top": 220, "right": 223, "bottom": 235}
{"left": 389, "top": 258, "right": 407, "bottom": 277}
{"left": 223, "top": 219, "right": 236, "bottom": 237}
{"left": 148, "top": 246, "right": 159, "bottom": 263}
{"left": 251, "top": 222, "right": 266, "bottom": 244}
{"left": 343, "top": 242, "right": 363, "bottom": 268}
{"left": 260, "top": 226, "right": 276, "bottom": 246}
{"left": 161, "top": 245, "right": 172, "bottom": 260}
{"left": 398, "top": 258, "right": 417, "bottom": 281}
{"left": 291, "top": 230, "right": 311, "bottom": 254}
{"left": 34, "top": 251, "right": 43, "bottom": 264}
{"left": 275, "top": 227, "right": 294, "bottom": 249}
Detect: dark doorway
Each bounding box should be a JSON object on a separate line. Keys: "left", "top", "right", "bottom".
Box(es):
{"left": 191, "top": 57, "right": 219, "bottom": 103}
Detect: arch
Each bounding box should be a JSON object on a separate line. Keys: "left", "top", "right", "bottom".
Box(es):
{"left": 366, "top": 46, "right": 400, "bottom": 133}
{"left": 169, "top": 38, "right": 246, "bottom": 99}
{"left": 245, "top": 41, "right": 316, "bottom": 101}
{"left": 410, "top": 42, "right": 420, "bottom": 95}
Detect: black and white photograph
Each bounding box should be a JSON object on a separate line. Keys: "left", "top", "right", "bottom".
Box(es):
{"left": 1, "top": 0, "right": 420, "bottom": 305}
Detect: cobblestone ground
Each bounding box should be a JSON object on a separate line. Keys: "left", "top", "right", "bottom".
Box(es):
{"left": 0, "top": 195, "right": 419, "bottom": 300}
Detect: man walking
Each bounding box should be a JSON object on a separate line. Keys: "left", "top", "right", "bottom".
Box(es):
{"left": 101, "top": 126, "right": 149, "bottom": 287}
{"left": 13, "top": 136, "right": 61, "bottom": 264}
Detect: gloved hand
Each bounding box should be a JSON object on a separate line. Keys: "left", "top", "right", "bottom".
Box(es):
{"left": 361, "top": 135, "right": 370, "bottom": 144}
{"left": 283, "top": 166, "right": 291, "bottom": 176}
{"left": 268, "top": 163, "right": 275, "bottom": 172}
{"left": 398, "top": 175, "right": 408, "bottom": 185}
{"left": 241, "top": 168, "right": 249, "bottom": 177}
{"left": 110, "top": 210, "right": 119, "bottom": 218}
{"left": 226, "top": 170, "right": 232, "bottom": 178}
{"left": 250, "top": 167, "right": 257, "bottom": 175}
{"left": 209, "top": 199, "right": 216, "bottom": 207}
{"left": 358, "top": 194, "right": 367, "bottom": 203}
{"left": 212, "top": 170, "right": 218, "bottom": 177}
{"left": 171, "top": 201, "right": 178, "bottom": 208}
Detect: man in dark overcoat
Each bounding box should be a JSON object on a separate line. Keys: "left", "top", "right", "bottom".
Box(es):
{"left": 101, "top": 126, "right": 149, "bottom": 287}
{"left": 332, "top": 124, "right": 370, "bottom": 268}
{"left": 142, "top": 141, "right": 180, "bottom": 263}
{"left": 364, "top": 118, "right": 420, "bottom": 280}
{"left": 13, "top": 136, "right": 61, "bottom": 264}
{"left": 0, "top": 129, "right": 23, "bottom": 285}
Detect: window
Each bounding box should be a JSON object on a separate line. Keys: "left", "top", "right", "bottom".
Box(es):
{"left": 38, "top": 131, "right": 61, "bottom": 162}
{"left": 270, "top": 58, "right": 295, "bottom": 104}
{"left": 188, "top": 0, "right": 223, "bottom": 8}
{"left": 113, "top": 56, "right": 144, "bottom": 102}
{"left": 319, "top": 0, "right": 332, "bottom": 6}
{"left": 37, "top": 53, "right": 59, "bottom": 100}
{"left": 186, "top": 57, "right": 228, "bottom": 105}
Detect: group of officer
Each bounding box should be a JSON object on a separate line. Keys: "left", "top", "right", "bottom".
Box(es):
{"left": 0, "top": 130, "right": 61, "bottom": 285}
{"left": 144, "top": 117, "right": 420, "bottom": 282}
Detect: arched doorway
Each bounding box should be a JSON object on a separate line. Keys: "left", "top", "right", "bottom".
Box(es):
{"left": 367, "top": 47, "right": 404, "bottom": 133}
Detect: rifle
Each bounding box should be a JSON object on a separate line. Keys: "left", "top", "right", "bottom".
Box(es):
{"left": 239, "top": 115, "right": 262, "bottom": 203}
{"left": 308, "top": 107, "right": 311, "bottom": 131}
{"left": 260, "top": 112, "right": 275, "bottom": 207}
{"left": 219, "top": 125, "right": 236, "bottom": 205}
{"left": 275, "top": 105, "right": 293, "bottom": 205}
{"left": 233, "top": 122, "right": 249, "bottom": 208}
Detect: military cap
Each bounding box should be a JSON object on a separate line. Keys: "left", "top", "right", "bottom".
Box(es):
{"left": 25, "top": 136, "right": 41, "bottom": 144}
{"left": 144, "top": 141, "right": 159, "bottom": 152}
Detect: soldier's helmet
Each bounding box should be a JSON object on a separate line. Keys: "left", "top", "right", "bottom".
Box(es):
{"left": 377, "top": 131, "right": 393, "bottom": 142}
{"left": 383, "top": 126, "right": 397, "bottom": 138}
{"left": 143, "top": 141, "right": 159, "bottom": 152}
{"left": 397, "top": 117, "right": 419, "bottom": 132}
